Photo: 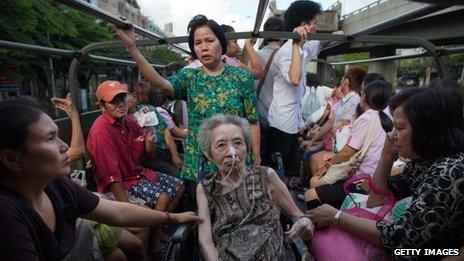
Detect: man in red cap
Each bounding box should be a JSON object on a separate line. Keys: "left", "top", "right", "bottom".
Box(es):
{"left": 87, "top": 80, "right": 186, "bottom": 254}
{"left": 86, "top": 80, "right": 185, "bottom": 211}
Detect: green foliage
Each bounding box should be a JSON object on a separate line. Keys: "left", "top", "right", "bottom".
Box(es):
{"left": 147, "top": 46, "right": 184, "bottom": 64}
{"left": 341, "top": 52, "right": 370, "bottom": 62}
{"left": 341, "top": 52, "right": 369, "bottom": 70}
{"left": 0, "top": 0, "right": 116, "bottom": 97}
{"left": 0, "top": 0, "right": 114, "bottom": 50}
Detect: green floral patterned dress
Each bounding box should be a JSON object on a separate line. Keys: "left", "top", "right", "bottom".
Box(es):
{"left": 167, "top": 64, "right": 259, "bottom": 180}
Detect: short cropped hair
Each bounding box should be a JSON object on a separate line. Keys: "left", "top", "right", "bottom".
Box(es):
{"left": 306, "top": 72, "right": 319, "bottom": 87}
{"left": 344, "top": 66, "right": 367, "bottom": 94}
{"left": 187, "top": 15, "right": 227, "bottom": 59}
{"left": 197, "top": 114, "right": 251, "bottom": 155}
{"left": 284, "top": 0, "right": 321, "bottom": 32}
{"left": 263, "top": 17, "right": 285, "bottom": 44}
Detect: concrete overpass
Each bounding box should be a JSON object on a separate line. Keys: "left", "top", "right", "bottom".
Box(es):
{"left": 319, "top": 0, "right": 464, "bottom": 83}
{"left": 322, "top": 0, "right": 464, "bottom": 55}
{"left": 267, "top": 0, "right": 464, "bottom": 83}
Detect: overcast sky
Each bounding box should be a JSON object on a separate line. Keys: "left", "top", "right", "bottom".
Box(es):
{"left": 137, "top": 0, "right": 378, "bottom": 36}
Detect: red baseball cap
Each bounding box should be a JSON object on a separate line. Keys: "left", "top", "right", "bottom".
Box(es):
{"left": 96, "top": 81, "right": 128, "bottom": 102}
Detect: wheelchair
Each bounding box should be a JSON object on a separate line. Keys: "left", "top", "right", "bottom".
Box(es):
{"left": 163, "top": 153, "right": 313, "bottom": 261}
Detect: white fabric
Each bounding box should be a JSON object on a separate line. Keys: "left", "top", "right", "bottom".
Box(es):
{"left": 301, "top": 106, "right": 325, "bottom": 128}
{"left": 254, "top": 44, "right": 281, "bottom": 126}
{"left": 133, "top": 106, "right": 159, "bottom": 127}
{"left": 268, "top": 39, "right": 321, "bottom": 134}
{"left": 301, "top": 85, "right": 333, "bottom": 109}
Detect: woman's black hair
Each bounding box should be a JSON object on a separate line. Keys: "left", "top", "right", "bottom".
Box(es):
{"left": 389, "top": 87, "right": 424, "bottom": 112}
{"left": 355, "top": 103, "right": 364, "bottom": 119}
{"left": 0, "top": 98, "right": 43, "bottom": 172}
{"left": 148, "top": 89, "right": 167, "bottom": 108}
{"left": 283, "top": 0, "right": 321, "bottom": 32}
{"left": 362, "top": 73, "right": 385, "bottom": 87}
{"left": 410, "top": 86, "right": 464, "bottom": 160}
{"left": 391, "top": 85, "right": 464, "bottom": 161}
{"left": 220, "top": 24, "right": 235, "bottom": 34}
{"left": 187, "top": 15, "right": 227, "bottom": 59}
{"left": 363, "top": 80, "right": 394, "bottom": 132}
{"left": 306, "top": 72, "right": 320, "bottom": 87}
{"left": 262, "top": 17, "right": 284, "bottom": 45}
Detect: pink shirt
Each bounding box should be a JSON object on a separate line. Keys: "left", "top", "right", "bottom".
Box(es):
{"left": 347, "top": 109, "right": 386, "bottom": 176}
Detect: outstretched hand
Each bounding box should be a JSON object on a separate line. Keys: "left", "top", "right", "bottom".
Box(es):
{"left": 293, "top": 24, "right": 317, "bottom": 44}
{"left": 171, "top": 211, "right": 204, "bottom": 224}
{"left": 51, "top": 93, "right": 76, "bottom": 117}
{"left": 114, "top": 22, "right": 136, "bottom": 49}
{"left": 284, "top": 216, "right": 314, "bottom": 241}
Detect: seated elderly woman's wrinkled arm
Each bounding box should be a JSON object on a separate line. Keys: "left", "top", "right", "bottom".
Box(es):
{"left": 196, "top": 184, "right": 219, "bottom": 261}
{"left": 266, "top": 168, "right": 314, "bottom": 240}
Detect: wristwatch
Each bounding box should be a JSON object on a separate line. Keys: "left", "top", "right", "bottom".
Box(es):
{"left": 334, "top": 210, "right": 343, "bottom": 226}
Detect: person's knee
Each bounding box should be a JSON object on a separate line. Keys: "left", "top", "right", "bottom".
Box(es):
{"left": 104, "top": 247, "right": 128, "bottom": 261}
{"left": 177, "top": 182, "right": 185, "bottom": 195}
{"left": 310, "top": 176, "right": 321, "bottom": 188}
{"left": 119, "top": 229, "right": 148, "bottom": 259}
{"left": 304, "top": 188, "right": 319, "bottom": 201}
{"left": 155, "top": 192, "right": 170, "bottom": 211}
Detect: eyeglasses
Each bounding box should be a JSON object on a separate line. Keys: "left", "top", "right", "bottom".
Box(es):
{"left": 107, "top": 94, "right": 127, "bottom": 105}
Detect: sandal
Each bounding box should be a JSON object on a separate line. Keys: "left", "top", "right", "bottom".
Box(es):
{"left": 151, "top": 244, "right": 169, "bottom": 261}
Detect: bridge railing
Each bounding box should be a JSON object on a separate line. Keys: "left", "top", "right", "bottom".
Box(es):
{"left": 341, "top": 0, "right": 388, "bottom": 20}
{"left": 327, "top": 0, "right": 342, "bottom": 11}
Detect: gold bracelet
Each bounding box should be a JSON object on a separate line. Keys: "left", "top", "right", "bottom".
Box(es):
{"left": 165, "top": 211, "right": 171, "bottom": 224}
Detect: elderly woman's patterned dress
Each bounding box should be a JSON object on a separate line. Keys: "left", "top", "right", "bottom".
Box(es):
{"left": 201, "top": 166, "right": 287, "bottom": 260}
{"left": 168, "top": 64, "right": 259, "bottom": 181}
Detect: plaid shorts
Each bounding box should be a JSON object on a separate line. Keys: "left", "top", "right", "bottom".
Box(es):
{"left": 127, "top": 173, "right": 183, "bottom": 209}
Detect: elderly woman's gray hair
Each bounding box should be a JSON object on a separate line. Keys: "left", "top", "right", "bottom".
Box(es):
{"left": 197, "top": 114, "right": 251, "bottom": 154}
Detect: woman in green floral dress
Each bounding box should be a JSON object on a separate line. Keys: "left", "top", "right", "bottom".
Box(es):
{"left": 116, "top": 15, "right": 261, "bottom": 181}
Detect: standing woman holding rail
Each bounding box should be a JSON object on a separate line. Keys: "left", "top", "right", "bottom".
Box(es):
{"left": 115, "top": 15, "right": 261, "bottom": 181}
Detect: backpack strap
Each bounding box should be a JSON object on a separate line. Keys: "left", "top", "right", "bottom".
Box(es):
{"left": 256, "top": 48, "right": 278, "bottom": 99}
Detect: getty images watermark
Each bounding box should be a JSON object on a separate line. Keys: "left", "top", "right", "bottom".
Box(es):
{"left": 394, "top": 248, "right": 460, "bottom": 257}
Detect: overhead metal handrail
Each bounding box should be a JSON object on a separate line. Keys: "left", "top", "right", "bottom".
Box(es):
{"left": 0, "top": 39, "right": 164, "bottom": 68}
{"left": 55, "top": 0, "right": 191, "bottom": 55}
{"left": 252, "top": 0, "right": 270, "bottom": 36}
{"left": 0, "top": 39, "right": 78, "bottom": 57}
{"left": 440, "top": 46, "right": 464, "bottom": 55}
{"left": 89, "top": 54, "right": 165, "bottom": 68}
{"left": 330, "top": 51, "right": 427, "bottom": 66}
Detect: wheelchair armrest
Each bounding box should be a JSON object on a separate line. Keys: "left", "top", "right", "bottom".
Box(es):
{"left": 289, "top": 216, "right": 299, "bottom": 224}
{"left": 170, "top": 223, "right": 194, "bottom": 243}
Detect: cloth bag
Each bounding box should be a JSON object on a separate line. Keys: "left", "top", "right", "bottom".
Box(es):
{"left": 322, "top": 112, "right": 378, "bottom": 185}
{"left": 311, "top": 174, "right": 394, "bottom": 261}
{"left": 302, "top": 88, "right": 321, "bottom": 121}
{"left": 341, "top": 193, "right": 412, "bottom": 223}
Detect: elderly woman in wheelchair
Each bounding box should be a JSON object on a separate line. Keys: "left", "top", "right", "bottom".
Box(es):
{"left": 195, "top": 114, "right": 313, "bottom": 260}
